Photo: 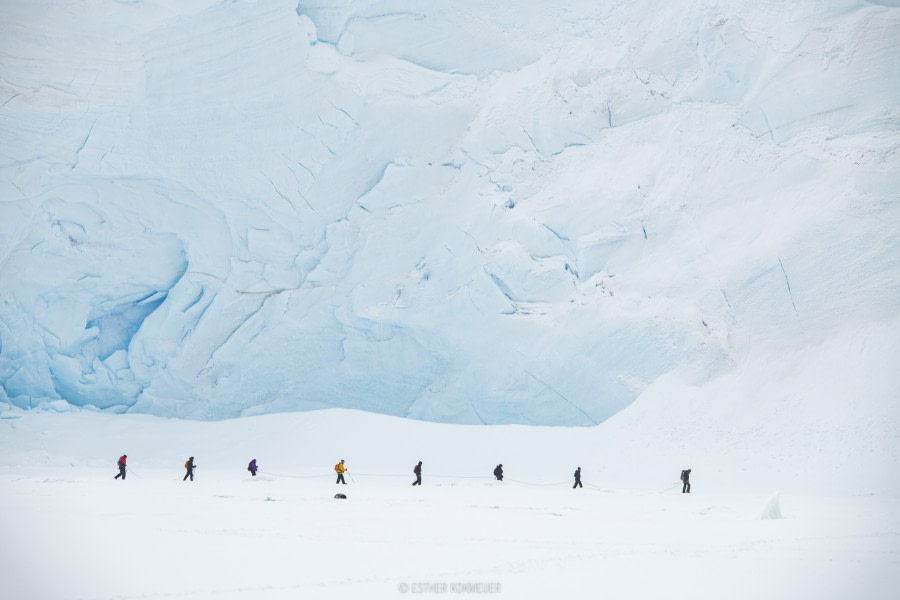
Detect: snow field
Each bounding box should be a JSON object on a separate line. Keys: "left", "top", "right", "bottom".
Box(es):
{"left": 2, "top": 464, "right": 898, "bottom": 600}
{"left": 1, "top": 409, "right": 898, "bottom": 599}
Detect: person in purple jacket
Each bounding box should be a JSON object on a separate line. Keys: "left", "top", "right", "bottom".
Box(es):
{"left": 248, "top": 459, "right": 258, "bottom": 477}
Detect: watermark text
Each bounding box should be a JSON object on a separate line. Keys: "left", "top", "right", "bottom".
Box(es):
{"left": 398, "top": 581, "right": 502, "bottom": 594}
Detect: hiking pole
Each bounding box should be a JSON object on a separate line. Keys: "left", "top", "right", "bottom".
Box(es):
{"left": 347, "top": 471, "right": 356, "bottom": 484}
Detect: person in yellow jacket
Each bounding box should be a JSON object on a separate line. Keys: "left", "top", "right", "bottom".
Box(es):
{"left": 334, "top": 459, "right": 348, "bottom": 484}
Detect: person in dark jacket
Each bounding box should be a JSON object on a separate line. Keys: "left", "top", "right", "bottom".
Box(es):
{"left": 248, "top": 459, "right": 258, "bottom": 477}
{"left": 681, "top": 469, "right": 691, "bottom": 493}
{"left": 412, "top": 461, "right": 422, "bottom": 486}
{"left": 114, "top": 454, "right": 127, "bottom": 480}
{"left": 493, "top": 464, "right": 504, "bottom": 481}
{"left": 183, "top": 457, "right": 196, "bottom": 481}
{"left": 573, "top": 466, "right": 582, "bottom": 489}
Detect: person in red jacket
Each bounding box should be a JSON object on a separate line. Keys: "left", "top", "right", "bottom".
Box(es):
{"left": 114, "top": 454, "right": 127, "bottom": 480}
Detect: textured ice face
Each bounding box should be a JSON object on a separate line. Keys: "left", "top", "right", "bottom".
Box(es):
{"left": 0, "top": 0, "right": 897, "bottom": 424}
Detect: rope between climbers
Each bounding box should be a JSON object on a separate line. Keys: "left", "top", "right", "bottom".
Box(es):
{"left": 258, "top": 470, "right": 331, "bottom": 480}
{"left": 262, "top": 469, "right": 578, "bottom": 487}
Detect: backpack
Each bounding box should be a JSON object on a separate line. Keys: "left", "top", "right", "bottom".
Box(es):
{"left": 680, "top": 470, "right": 687, "bottom": 481}
{"left": 185, "top": 460, "right": 190, "bottom": 469}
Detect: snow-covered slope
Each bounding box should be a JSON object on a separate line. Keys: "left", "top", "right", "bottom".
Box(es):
{"left": 1, "top": 0, "right": 898, "bottom": 424}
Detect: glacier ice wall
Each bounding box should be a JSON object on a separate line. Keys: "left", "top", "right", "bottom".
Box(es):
{"left": 0, "top": 0, "right": 898, "bottom": 424}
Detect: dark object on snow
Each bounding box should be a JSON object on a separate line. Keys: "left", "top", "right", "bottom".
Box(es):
{"left": 681, "top": 469, "right": 691, "bottom": 493}
{"left": 184, "top": 457, "right": 196, "bottom": 481}
{"left": 412, "top": 461, "right": 422, "bottom": 486}
{"left": 493, "top": 464, "right": 504, "bottom": 481}
{"left": 334, "top": 493, "right": 347, "bottom": 499}
{"left": 573, "top": 467, "right": 582, "bottom": 489}
{"left": 248, "top": 459, "right": 258, "bottom": 476}
{"left": 114, "top": 454, "right": 127, "bottom": 480}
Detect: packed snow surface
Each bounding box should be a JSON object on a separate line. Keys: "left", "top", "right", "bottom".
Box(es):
{"left": 1, "top": 408, "right": 898, "bottom": 600}
{"left": 2, "top": 0, "right": 898, "bottom": 424}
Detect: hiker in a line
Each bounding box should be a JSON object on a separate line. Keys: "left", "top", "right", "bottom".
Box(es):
{"left": 248, "top": 459, "right": 258, "bottom": 477}
{"left": 114, "top": 454, "right": 127, "bottom": 480}
{"left": 681, "top": 468, "right": 691, "bottom": 493}
{"left": 493, "top": 464, "right": 504, "bottom": 481}
{"left": 183, "top": 456, "right": 196, "bottom": 481}
{"left": 573, "top": 466, "right": 583, "bottom": 489}
{"left": 412, "top": 461, "right": 422, "bottom": 486}
{"left": 335, "top": 459, "right": 347, "bottom": 484}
